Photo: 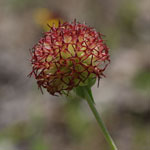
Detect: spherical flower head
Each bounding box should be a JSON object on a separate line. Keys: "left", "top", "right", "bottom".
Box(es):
{"left": 29, "top": 20, "right": 110, "bottom": 95}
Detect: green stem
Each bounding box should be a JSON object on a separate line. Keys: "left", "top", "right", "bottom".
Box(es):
{"left": 85, "top": 89, "right": 118, "bottom": 150}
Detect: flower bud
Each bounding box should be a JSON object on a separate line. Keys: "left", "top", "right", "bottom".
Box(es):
{"left": 29, "top": 20, "right": 110, "bottom": 95}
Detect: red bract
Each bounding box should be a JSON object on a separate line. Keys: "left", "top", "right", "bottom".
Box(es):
{"left": 29, "top": 20, "right": 110, "bottom": 95}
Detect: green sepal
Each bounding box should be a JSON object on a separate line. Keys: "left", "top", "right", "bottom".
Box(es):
{"left": 84, "top": 86, "right": 95, "bottom": 104}
{"left": 87, "top": 77, "right": 96, "bottom": 88}
{"left": 73, "top": 82, "right": 95, "bottom": 104}
{"left": 73, "top": 86, "right": 86, "bottom": 99}
{"left": 73, "top": 77, "right": 96, "bottom": 103}
{"left": 73, "top": 86, "right": 95, "bottom": 104}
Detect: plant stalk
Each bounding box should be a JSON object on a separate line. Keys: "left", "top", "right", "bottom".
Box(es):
{"left": 85, "top": 90, "right": 118, "bottom": 150}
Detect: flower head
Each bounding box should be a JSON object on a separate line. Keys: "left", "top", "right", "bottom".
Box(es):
{"left": 29, "top": 20, "right": 110, "bottom": 95}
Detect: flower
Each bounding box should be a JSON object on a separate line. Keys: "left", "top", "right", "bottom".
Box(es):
{"left": 29, "top": 20, "right": 110, "bottom": 95}
{"left": 33, "top": 8, "right": 63, "bottom": 31}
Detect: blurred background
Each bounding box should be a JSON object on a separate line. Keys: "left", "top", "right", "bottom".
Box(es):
{"left": 0, "top": 0, "right": 150, "bottom": 150}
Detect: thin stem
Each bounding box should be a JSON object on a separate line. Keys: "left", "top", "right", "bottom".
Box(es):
{"left": 85, "top": 90, "right": 118, "bottom": 150}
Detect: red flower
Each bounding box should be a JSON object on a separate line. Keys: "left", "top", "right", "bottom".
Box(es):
{"left": 29, "top": 20, "right": 110, "bottom": 95}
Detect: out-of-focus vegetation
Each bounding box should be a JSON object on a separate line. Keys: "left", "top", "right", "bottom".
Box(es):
{"left": 133, "top": 70, "right": 150, "bottom": 91}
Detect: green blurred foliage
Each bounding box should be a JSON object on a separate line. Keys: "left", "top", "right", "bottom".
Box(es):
{"left": 133, "top": 70, "right": 150, "bottom": 92}
{"left": 104, "top": 0, "right": 138, "bottom": 49}
{"left": 7, "top": 0, "right": 42, "bottom": 11}
{"left": 0, "top": 115, "right": 51, "bottom": 150}
{"left": 0, "top": 123, "right": 33, "bottom": 143}
{"left": 117, "top": 0, "right": 137, "bottom": 36}
{"left": 133, "top": 123, "right": 150, "bottom": 150}
{"left": 31, "top": 136, "right": 50, "bottom": 150}
{"left": 64, "top": 96, "right": 91, "bottom": 141}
